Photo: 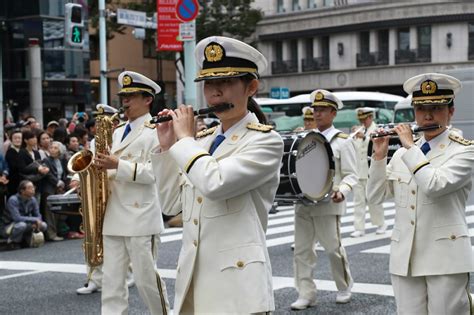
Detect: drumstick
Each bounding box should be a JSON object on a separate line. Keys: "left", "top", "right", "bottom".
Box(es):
{"left": 63, "top": 187, "right": 77, "bottom": 196}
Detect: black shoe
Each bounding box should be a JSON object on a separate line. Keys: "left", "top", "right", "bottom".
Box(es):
{"left": 269, "top": 206, "right": 279, "bottom": 214}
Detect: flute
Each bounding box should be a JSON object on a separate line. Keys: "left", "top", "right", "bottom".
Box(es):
{"left": 149, "top": 103, "right": 234, "bottom": 124}
{"left": 371, "top": 124, "right": 442, "bottom": 138}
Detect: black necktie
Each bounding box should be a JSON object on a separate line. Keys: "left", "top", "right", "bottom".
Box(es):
{"left": 209, "top": 135, "right": 226, "bottom": 155}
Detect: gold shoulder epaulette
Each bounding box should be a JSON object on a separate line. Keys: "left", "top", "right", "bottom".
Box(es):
{"left": 449, "top": 133, "right": 474, "bottom": 146}
{"left": 143, "top": 120, "right": 156, "bottom": 129}
{"left": 336, "top": 132, "right": 349, "bottom": 139}
{"left": 246, "top": 122, "right": 273, "bottom": 133}
{"left": 196, "top": 126, "right": 218, "bottom": 138}
{"left": 116, "top": 122, "right": 126, "bottom": 129}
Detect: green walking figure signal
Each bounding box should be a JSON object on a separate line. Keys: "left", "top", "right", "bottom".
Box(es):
{"left": 65, "top": 3, "right": 84, "bottom": 48}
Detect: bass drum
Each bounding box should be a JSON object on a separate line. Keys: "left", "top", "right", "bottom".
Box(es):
{"left": 276, "top": 131, "right": 335, "bottom": 203}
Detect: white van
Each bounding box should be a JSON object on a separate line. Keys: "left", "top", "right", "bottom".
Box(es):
{"left": 256, "top": 91, "right": 403, "bottom": 132}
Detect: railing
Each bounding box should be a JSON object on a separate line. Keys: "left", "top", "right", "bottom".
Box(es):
{"left": 301, "top": 56, "right": 329, "bottom": 72}
{"left": 271, "top": 59, "right": 298, "bottom": 74}
{"left": 395, "top": 48, "right": 431, "bottom": 64}
{"left": 356, "top": 51, "right": 388, "bottom": 67}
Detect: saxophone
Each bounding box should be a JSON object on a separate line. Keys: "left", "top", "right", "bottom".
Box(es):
{"left": 67, "top": 107, "right": 118, "bottom": 268}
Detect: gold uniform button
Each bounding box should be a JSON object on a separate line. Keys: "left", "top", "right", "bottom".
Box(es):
{"left": 236, "top": 261, "right": 244, "bottom": 268}
{"left": 450, "top": 235, "right": 456, "bottom": 240}
{"left": 411, "top": 190, "right": 416, "bottom": 195}
{"left": 411, "top": 205, "right": 415, "bottom": 210}
{"left": 193, "top": 218, "right": 198, "bottom": 225}
{"left": 193, "top": 240, "right": 198, "bottom": 247}
{"left": 410, "top": 220, "right": 415, "bottom": 225}
{"left": 197, "top": 197, "right": 203, "bottom": 203}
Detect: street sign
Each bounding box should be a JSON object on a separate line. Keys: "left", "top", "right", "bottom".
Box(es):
{"left": 179, "top": 22, "right": 195, "bottom": 41}
{"left": 270, "top": 87, "right": 290, "bottom": 99}
{"left": 117, "top": 9, "right": 146, "bottom": 28}
{"left": 157, "top": 0, "right": 183, "bottom": 51}
{"left": 176, "top": 0, "right": 199, "bottom": 23}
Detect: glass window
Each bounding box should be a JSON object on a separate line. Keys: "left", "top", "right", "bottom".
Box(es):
{"left": 397, "top": 28, "right": 410, "bottom": 50}
{"left": 277, "top": 0, "right": 284, "bottom": 13}
{"left": 305, "top": 38, "right": 313, "bottom": 59}
{"left": 307, "top": 0, "right": 316, "bottom": 8}
{"left": 417, "top": 25, "right": 431, "bottom": 50}
{"left": 360, "top": 31, "right": 370, "bottom": 55}
{"left": 290, "top": 40, "right": 298, "bottom": 61}
{"left": 378, "top": 29, "right": 389, "bottom": 56}
{"left": 40, "top": 0, "right": 67, "bottom": 17}
{"left": 324, "top": 0, "right": 334, "bottom": 6}
{"left": 275, "top": 41, "right": 283, "bottom": 61}
{"left": 6, "top": 1, "right": 39, "bottom": 18}
{"left": 43, "top": 20, "right": 64, "bottom": 49}
{"left": 321, "top": 36, "right": 329, "bottom": 58}
{"left": 468, "top": 23, "right": 474, "bottom": 59}
{"left": 292, "top": 0, "right": 299, "bottom": 11}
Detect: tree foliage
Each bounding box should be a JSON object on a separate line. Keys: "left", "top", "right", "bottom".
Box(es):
{"left": 196, "top": 0, "right": 263, "bottom": 43}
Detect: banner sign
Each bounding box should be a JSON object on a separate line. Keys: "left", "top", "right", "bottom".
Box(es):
{"left": 157, "top": 0, "right": 183, "bottom": 51}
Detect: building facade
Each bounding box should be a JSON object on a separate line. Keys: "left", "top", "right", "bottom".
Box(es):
{"left": 0, "top": 0, "right": 91, "bottom": 124}
{"left": 255, "top": 0, "right": 474, "bottom": 96}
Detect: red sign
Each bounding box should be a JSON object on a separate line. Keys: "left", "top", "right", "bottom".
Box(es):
{"left": 157, "top": 0, "right": 183, "bottom": 51}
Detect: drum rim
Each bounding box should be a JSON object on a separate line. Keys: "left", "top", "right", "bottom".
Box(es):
{"left": 296, "top": 131, "right": 335, "bottom": 202}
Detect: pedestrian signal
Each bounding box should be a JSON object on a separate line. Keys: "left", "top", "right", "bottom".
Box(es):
{"left": 65, "top": 3, "right": 84, "bottom": 48}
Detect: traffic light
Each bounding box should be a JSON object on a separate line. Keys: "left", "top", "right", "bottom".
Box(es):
{"left": 65, "top": 3, "right": 84, "bottom": 48}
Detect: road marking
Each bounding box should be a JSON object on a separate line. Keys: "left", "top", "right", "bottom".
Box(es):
{"left": 0, "top": 260, "right": 393, "bottom": 297}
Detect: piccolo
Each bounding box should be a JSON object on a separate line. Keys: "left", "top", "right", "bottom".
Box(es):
{"left": 149, "top": 103, "right": 234, "bottom": 124}
{"left": 371, "top": 124, "right": 442, "bottom": 138}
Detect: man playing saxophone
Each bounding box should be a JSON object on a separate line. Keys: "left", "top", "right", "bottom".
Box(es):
{"left": 93, "top": 71, "right": 169, "bottom": 314}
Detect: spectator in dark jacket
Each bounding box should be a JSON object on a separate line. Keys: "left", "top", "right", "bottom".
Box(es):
{"left": 0, "top": 180, "right": 47, "bottom": 249}
{"left": 6, "top": 130, "right": 23, "bottom": 197}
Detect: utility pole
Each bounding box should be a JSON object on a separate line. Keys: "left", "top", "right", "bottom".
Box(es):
{"left": 28, "top": 38, "right": 43, "bottom": 126}
{"left": 99, "top": 0, "right": 108, "bottom": 105}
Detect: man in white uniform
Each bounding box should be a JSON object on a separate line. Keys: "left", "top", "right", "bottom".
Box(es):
{"left": 291, "top": 89, "right": 358, "bottom": 310}
{"left": 94, "top": 71, "right": 169, "bottom": 314}
{"left": 350, "top": 107, "right": 386, "bottom": 237}
{"left": 367, "top": 73, "right": 474, "bottom": 314}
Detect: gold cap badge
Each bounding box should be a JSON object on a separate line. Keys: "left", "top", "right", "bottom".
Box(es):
{"left": 315, "top": 92, "right": 324, "bottom": 101}
{"left": 205, "top": 44, "right": 224, "bottom": 62}
{"left": 421, "top": 80, "right": 437, "bottom": 95}
{"left": 122, "top": 75, "right": 132, "bottom": 86}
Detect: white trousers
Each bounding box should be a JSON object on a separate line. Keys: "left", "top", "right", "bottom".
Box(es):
{"left": 294, "top": 213, "right": 352, "bottom": 300}
{"left": 391, "top": 273, "right": 471, "bottom": 315}
{"left": 353, "top": 179, "right": 384, "bottom": 232}
{"left": 101, "top": 235, "right": 170, "bottom": 315}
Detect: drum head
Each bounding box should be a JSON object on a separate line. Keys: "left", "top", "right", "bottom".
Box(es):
{"left": 295, "top": 132, "right": 335, "bottom": 201}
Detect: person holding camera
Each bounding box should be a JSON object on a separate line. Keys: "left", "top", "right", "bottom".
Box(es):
{"left": 0, "top": 180, "right": 47, "bottom": 250}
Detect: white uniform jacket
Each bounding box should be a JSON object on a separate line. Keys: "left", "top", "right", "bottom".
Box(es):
{"left": 353, "top": 122, "right": 377, "bottom": 180}
{"left": 152, "top": 113, "right": 283, "bottom": 314}
{"left": 297, "top": 128, "right": 359, "bottom": 216}
{"left": 367, "top": 131, "right": 474, "bottom": 276}
{"left": 103, "top": 113, "right": 164, "bottom": 236}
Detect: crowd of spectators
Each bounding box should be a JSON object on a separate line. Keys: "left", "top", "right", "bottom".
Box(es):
{"left": 0, "top": 112, "right": 95, "bottom": 250}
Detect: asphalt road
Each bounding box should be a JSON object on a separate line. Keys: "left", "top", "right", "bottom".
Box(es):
{"left": 1, "top": 193, "right": 474, "bottom": 314}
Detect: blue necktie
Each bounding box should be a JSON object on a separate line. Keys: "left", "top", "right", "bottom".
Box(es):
{"left": 420, "top": 142, "right": 431, "bottom": 155}
{"left": 209, "top": 135, "right": 226, "bottom": 155}
{"left": 121, "top": 124, "right": 131, "bottom": 142}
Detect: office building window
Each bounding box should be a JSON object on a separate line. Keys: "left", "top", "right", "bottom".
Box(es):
{"left": 397, "top": 28, "right": 410, "bottom": 50}
{"left": 417, "top": 26, "right": 431, "bottom": 51}
{"left": 275, "top": 41, "right": 283, "bottom": 61}
{"left": 378, "top": 29, "right": 389, "bottom": 57}
{"left": 290, "top": 40, "right": 298, "bottom": 60}
{"left": 292, "top": 0, "right": 300, "bottom": 11}
{"left": 321, "top": 36, "right": 329, "bottom": 58}
{"left": 305, "top": 38, "right": 313, "bottom": 58}
{"left": 324, "top": 0, "right": 334, "bottom": 6}
{"left": 307, "top": 0, "right": 316, "bottom": 8}
{"left": 277, "top": 0, "right": 284, "bottom": 13}
{"left": 469, "top": 23, "right": 474, "bottom": 60}
{"left": 360, "top": 31, "right": 370, "bottom": 55}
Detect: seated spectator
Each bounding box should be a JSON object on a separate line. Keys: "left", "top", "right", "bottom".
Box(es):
{"left": 0, "top": 180, "right": 47, "bottom": 250}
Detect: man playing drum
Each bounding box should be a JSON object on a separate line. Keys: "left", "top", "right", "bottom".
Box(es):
{"left": 291, "top": 89, "right": 358, "bottom": 310}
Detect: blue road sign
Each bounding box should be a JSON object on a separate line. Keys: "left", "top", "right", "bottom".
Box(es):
{"left": 270, "top": 87, "right": 290, "bottom": 99}
{"left": 176, "top": 0, "right": 199, "bottom": 22}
